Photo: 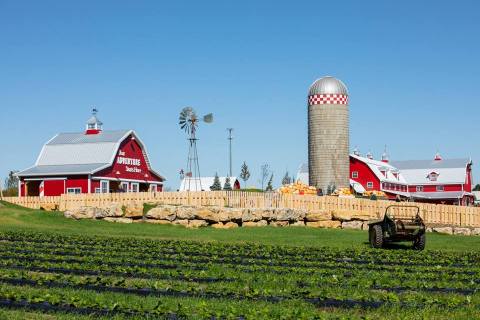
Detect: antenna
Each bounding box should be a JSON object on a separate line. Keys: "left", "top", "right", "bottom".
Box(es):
{"left": 227, "top": 128, "right": 234, "bottom": 177}
{"left": 179, "top": 107, "right": 213, "bottom": 191}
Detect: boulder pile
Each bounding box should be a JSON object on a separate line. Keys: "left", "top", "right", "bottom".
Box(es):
{"left": 62, "top": 204, "right": 480, "bottom": 235}
{"left": 64, "top": 204, "right": 377, "bottom": 230}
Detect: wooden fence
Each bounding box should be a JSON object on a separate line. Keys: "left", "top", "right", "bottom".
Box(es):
{"left": 2, "top": 191, "right": 480, "bottom": 227}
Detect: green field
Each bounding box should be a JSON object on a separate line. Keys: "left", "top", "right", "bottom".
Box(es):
{"left": 0, "top": 201, "right": 479, "bottom": 319}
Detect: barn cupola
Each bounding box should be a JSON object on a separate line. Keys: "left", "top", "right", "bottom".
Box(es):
{"left": 85, "top": 108, "right": 103, "bottom": 135}
{"left": 434, "top": 151, "right": 442, "bottom": 161}
{"left": 366, "top": 151, "right": 373, "bottom": 160}
{"left": 381, "top": 146, "right": 389, "bottom": 163}
{"left": 353, "top": 146, "right": 360, "bottom": 156}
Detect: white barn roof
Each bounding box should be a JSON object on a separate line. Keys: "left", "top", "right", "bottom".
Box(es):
{"left": 17, "top": 130, "right": 164, "bottom": 179}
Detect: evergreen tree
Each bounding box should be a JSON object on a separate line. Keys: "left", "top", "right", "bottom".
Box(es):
{"left": 3, "top": 171, "right": 18, "bottom": 197}
{"left": 223, "top": 176, "right": 232, "bottom": 190}
{"left": 282, "top": 171, "right": 292, "bottom": 185}
{"left": 266, "top": 174, "right": 274, "bottom": 191}
{"left": 210, "top": 173, "right": 222, "bottom": 191}
{"left": 474, "top": 184, "right": 480, "bottom": 191}
{"left": 239, "top": 162, "right": 250, "bottom": 185}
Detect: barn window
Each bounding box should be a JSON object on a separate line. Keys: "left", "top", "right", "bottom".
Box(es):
{"left": 352, "top": 171, "right": 358, "bottom": 178}
{"left": 101, "top": 180, "right": 109, "bottom": 193}
{"left": 436, "top": 185, "right": 444, "bottom": 192}
{"left": 149, "top": 184, "right": 157, "bottom": 192}
{"left": 427, "top": 172, "right": 439, "bottom": 181}
{"left": 66, "top": 188, "right": 81, "bottom": 194}
{"left": 131, "top": 183, "right": 139, "bottom": 193}
{"left": 367, "top": 182, "right": 373, "bottom": 189}
{"left": 416, "top": 186, "right": 424, "bottom": 192}
{"left": 120, "top": 182, "right": 129, "bottom": 192}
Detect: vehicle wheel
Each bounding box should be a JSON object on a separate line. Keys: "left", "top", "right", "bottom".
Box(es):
{"left": 413, "top": 233, "right": 426, "bottom": 250}
{"left": 369, "top": 225, "right": 383, "bottom": 249}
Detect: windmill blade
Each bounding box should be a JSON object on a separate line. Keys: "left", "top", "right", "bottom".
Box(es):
{"left": 203, "top": 113, "right": 213, "bottom": 123}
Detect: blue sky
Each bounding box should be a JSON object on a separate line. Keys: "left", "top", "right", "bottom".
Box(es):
{"left": 1, "top": 0, "right": 479, "bottom": 189}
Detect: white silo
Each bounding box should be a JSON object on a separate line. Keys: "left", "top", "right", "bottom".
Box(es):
{"left": 308, "top": 76, "right": 350, "bottom": 193}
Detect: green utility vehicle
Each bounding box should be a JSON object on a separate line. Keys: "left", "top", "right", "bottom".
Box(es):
{"left": 368, "top": 205, "right": 426, "bottom": 250}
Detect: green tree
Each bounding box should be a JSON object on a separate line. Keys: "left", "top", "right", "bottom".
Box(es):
{"left": 223, "top": 176, "right": 232, "bottom": 190}
{"left": 266, "top": 174, "right": 274, "bottom": 191}
{"left": 210, "top": 173, "right": 222, "bottom": 191}
{"left": 473, "top": 184, "right": 480, "bottom": 191}
{"left": 282, "top": 171, "right": 291, "bottom": 185}
{"left": 239, "top": 162, "right": 250, "bottom": 185}
{"left": 3, "top": 171, "right": 18, "bottom": 197}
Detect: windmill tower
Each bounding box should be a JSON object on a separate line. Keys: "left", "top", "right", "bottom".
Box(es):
{"left": 179, "top": 107, "right": 213, "bottom": 191}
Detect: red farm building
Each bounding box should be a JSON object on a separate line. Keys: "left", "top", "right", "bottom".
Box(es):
{"left": 350, "top": 150, "right": 474, "bottom": 205}
{"left": 297, "top": 151, "right": 474, "bottom": 206}
{"left": 16, "top": 111, "right": 165, "bottom": 196}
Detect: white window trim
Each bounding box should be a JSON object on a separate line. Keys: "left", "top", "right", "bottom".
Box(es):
{"left": 436, "top": 185, "right": 444, "bottom": 192}
{"left": 66, "top": 187, "right": 82, "bottom": 194}
{"left": 149, "top": 184, "right": 157, "bottom": 192}
{"left": 352, "top": 171, "right": 358, "bottom": 179}
{"left": 130, "top": 183, "right": 139, "bottom": 193}
{"left": 367, "top": 182, "right": 373, "bottom": 189}
{"left": 100, "top": 180, "right": 110, "bottom": 194}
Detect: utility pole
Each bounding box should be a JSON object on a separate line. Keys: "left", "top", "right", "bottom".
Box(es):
{"left": 227, "top": 128, "right": 234, "bottom": 177}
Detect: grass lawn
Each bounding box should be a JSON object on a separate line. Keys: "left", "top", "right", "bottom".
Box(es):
{"left": 1, "top": 200, "right": 479, "bottom": 252}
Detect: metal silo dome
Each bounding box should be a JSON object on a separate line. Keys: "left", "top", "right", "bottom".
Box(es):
{"left": 308, "top": 76, "right": 349, "bottom": 96}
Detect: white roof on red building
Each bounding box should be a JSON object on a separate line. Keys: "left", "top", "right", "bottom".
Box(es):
{"left": 350, "top": 154, "right": 407, "bottom": 184}
{"left": 391, "top": 158, "right": 470, "bottom": 185}
{"left": 17, "top": 130, "right": 164, "bottom": 179}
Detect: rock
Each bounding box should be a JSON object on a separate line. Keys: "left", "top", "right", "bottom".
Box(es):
{"left": 173, "top": 219, "right": 189, "bottom": 226}
{"left": 454, "top": 227, "right": 471, "bottom": 236}
{"left": 426, "top": 227, "right": 433, "bottom": 233}
{"left": 242, "top": 220, "right": 268, "bottom": 227}
{"left": 241, "top": 209, "right": 263, "bottom": 222}
{"left": 124, "top": 203, "right": 144, "bottom": 218}
{"left": 219, "top": 207, "right": 242, "bottom": 220}
{"left": 146, "top": 206, "right": 176, "bottom": 221}
{"left": 362, "top": 223, "right": 370, "bottom": 231}
{"left": 211, "top": 222, "right": 224, "bottom": 229}
{"left": 144, "top": 219, "right": 173, "bottom": 225}
{"left": 101, "top": 203, "right": 124, "bottom": 218}
{"left": 306, "top": 221, "right": 341, "bottom": 229}
{"left": 223, "top": 221, "right": 239, "bottom": 229}
{"left": 332, "top": 209, "right": 372, "bottom": 221}
{"left": 187, "top": 219, "right": 209, "bottom": 228}
{"left": 305, "top": 210, "right": 332, "bottom": 221}
{"left": 289, "top": 221, "right": 306, "bottom": 227}
{"left": 472, "top": 228, "right": 480, "bottom": 236}
{"left": 103, "top": 217, "right": 133, "bottom": 224}
{"left": 432, "top": 227, "right": 453, "bottom": 235}
{"left": 175, "top": 206, "right": 196, "bottom": 220}
{"left": 40, "top": 203, "right": 58, "bottom": 211}
{"left": 195, "top": 207, "right": 220, "bottom": 222}
{"left": 275, "top": 208, "right": 305, "bottom": 221}
{"left": 342, "top": 221, "right": 363, "bottom": 230}
{"left": 270, "top": 221, "right": 289, "bottom": 227}
{"left": 64, "top": 207, "right": 99, "bottom": 219}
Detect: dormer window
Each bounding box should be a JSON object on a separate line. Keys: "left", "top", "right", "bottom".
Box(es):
{"left": 427, "top": 172, "right": 439, "bottom": 181}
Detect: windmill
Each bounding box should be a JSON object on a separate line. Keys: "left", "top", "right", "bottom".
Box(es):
{"left": 179, "top": 107, "right": 213, "bottom": 191}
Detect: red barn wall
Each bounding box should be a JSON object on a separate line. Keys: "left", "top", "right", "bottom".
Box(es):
{"left": 94, "top": 136, "right": 162, "bottom": 183}
{"left": 350, "top": 157, "right": 380, "bottom": 190}
{"left": 65, "top": 176, "right": 89, "bottom": 194}
{"left": 44, "top": 180, "right": 65, "bottom": 196}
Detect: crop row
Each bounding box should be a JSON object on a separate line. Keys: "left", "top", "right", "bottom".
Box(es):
{"left": 2, "top": 231, "right": 479, "bottom": 266}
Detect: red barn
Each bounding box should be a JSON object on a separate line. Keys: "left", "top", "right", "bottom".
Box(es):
{"left": 350, "top": 151, "right": 474, "bottom": 205}
{"left": 16, "top": 112, "right": 165, "bottom": 196}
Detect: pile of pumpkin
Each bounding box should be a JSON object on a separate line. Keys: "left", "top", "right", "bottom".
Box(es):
{"left": 278, "top": 181, "right": 317, "bottom": 195}
{"left": 363, "top": 190, "right": 386, "bottom": 198}
{"left": 331, "top": 188, "right": 353, "bottom": 197}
